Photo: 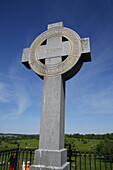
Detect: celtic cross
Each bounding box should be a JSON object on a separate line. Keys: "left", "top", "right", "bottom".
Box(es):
{"left": 21, "top": 22, "right": 91, "bottom": 170}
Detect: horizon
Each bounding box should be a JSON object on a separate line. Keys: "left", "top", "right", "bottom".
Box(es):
{"left": 1, "top": 132, "right": 113, "bottom": 136}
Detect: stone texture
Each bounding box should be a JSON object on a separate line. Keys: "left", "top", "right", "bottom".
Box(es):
{"left": 30, "top": 162, "right": 70, "bottom": 170}
{"left": 34, "top": 149, "right": 67, "bottom": 167}
{"left": 47, "top": 22, "right": 63, "bottom": 29}
{"left": 39, "top": 36, "right": 65, "bottom": 151}
{"left": 30, "top": 25, "right": 68, "bottom": 169}
{"left": 39, "top": 75, "right": 65, "bottom": 150}
{"left": 38, "top": 37, "right": 70, "bottom": 60}
{"left": 21, "top": 48, "right": 30, "bottom": 69}
{"left": 81, "top": 38, "right": 91, "bottom": 62}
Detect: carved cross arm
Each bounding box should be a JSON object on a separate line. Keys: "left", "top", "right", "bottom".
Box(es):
{"left": 80, "top": 37, "right": 91, "bottom": 62}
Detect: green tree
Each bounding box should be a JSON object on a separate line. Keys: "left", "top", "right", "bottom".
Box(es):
{"left": 96, "top": 140, "right": 113, "bottom": 161}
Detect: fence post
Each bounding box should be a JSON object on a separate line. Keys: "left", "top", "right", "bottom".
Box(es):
{"left": 75, "top": 151, "right": 77, "bottom": 170}
{"left": 69, "top": 144, "right": 72, "bottom": 170}
{"left": 14, "top": 143, "right": 20, "bottom": 170}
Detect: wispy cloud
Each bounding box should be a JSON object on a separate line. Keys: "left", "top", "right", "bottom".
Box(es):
{"left": 81, "top": 85, "right": 113, "bottom": 114}
{"left": 0, "top": 55, "right": 31, "bottom": 121}
{"left": 0, "top": 82, "right": 14, "bottom": 103}
{"left": 0, "top": 80, "right": 30, "bottom": 120}
{"left": 67, "top": 81, "right": 113, "bottom": 116}
{"left": 14, "top": 84, "right": 30, "bottom": 115}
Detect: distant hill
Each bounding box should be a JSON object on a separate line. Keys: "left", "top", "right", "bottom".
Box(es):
{"left": 0, "top": 133, "right": 39, "bottom": 136}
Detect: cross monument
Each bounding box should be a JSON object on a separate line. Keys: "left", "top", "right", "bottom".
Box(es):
{"left": 21, "top": 22, "right": 91, "bottom": 170}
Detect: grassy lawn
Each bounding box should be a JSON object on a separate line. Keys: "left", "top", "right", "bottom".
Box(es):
{"left": 0, "top": 137, "right": 111, "bottom": 151}
{"left": 65, "top": 137, "right": 102, "bottom": 151}
{"left": 0, "top": 138, "right": 102, "bottom": 151}
{"left": 0, "top": 139, "right": 39, "bottom": 150}
{"left": 74, "top": 139, "right": 100, "bottom": 151}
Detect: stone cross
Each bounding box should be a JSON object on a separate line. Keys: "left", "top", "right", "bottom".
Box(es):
{"left": 21, "top": 22, "right": 91, "bottom": 170}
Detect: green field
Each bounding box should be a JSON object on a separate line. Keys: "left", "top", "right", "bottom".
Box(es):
{"left": 65, "top": 137, "right": 101, "bottom": 151}
{"left": 0, "top": 137, "right": 102, "bottom": 151}
{"left": 0, "top": 139, "right": 38, "bottom": 150}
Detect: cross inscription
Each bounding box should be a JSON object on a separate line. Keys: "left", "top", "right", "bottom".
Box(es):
{"left": 38, "top": 36, "right": 70, "bottom": 61}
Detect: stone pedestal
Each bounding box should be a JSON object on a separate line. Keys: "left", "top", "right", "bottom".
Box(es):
{"left": 30, "top": 149, "right": 69, "bottom": 170}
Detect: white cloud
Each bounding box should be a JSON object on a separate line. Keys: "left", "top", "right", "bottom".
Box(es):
{"left": 85, "top": 85, "right": 113, "bottom": 114}
{"left": 0, "top": 54, "right": 31, "bottom": 121}
{"left": 66, "top": 70, "right": 113, "bottom": 116}
{"left": 0, "top": 80, "right": 30, "bottom": 120}
{"left": 13, "top": 84, "right": 30, "bottom": 115}
{"left": 71, "top": 84, "right": 113, "bottom": 115}
{"left": 0, "top": 82, "right": 14, "bottom": 103}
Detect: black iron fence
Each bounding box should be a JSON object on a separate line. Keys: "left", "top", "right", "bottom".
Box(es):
{"left": 0, "top": 145, "right": 113, "bottom": 170}
{"left": 0, "top": 145, "right": 35, "bottom": 170}
{"left": 68, "top": 148, "right": 113, "bottom": 170}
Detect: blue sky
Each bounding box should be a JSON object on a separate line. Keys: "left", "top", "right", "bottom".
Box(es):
{"left": 0, "top": 0, "right": 113, "bottom": 134}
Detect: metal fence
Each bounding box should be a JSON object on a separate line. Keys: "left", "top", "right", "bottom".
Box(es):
{"left": 68, "top": 147, "right": 113, "bottom": 170}
{"left": 0, "top": 145, "right": 35, "bottom": 170}
{"left": 0, "top": 145, "right": 113, "bottom": 170}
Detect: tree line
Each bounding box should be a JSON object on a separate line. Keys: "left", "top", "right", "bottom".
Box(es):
{"left": 1, "top": 133, "right": 113, "bottom": 141}
{"left": 65, "top": 133, "right": 113, "bottom": 140}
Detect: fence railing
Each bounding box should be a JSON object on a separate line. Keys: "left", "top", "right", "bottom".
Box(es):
{"left": 0, "top": 145, "right": 35, "bottom": 170}
{"left": 0, "top": 145, "right": 113, "bottom": 170}
{"left": 68, "top": 149, "right": 113, "bottom": 170}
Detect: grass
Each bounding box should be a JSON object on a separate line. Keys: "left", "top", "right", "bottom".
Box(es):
{"left": 0, "top": 139, "right": 39, "bottom": 150}
{"left": 1, "top": 137, "right": 113, "bottom": 151}
{"left": 65, "top": 138, "right": 101, "bottom": 151}
{"left": 74, "top": 139, "right": 100, "bottom": 151}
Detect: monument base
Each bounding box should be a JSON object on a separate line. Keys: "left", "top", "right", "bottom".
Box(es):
{"left": 30, "top": 149, "right": 70, "bottom": 170}
{"left": 30, "top": 162, "right": 70, "bottom": 170}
